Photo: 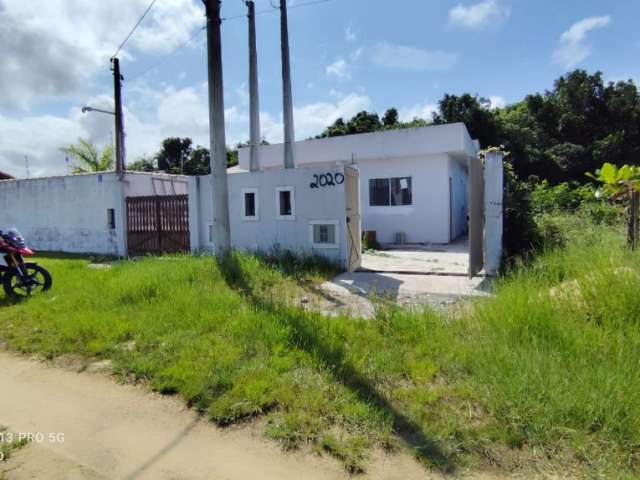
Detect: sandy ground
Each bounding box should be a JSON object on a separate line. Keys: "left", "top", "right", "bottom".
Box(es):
{"left": 0, "top": 351, "right": 436, "bottom": 480}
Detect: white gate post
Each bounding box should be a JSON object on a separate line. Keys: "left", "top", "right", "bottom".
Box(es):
{"left": 484, "top": 151, "right": 504, "bottom": 275}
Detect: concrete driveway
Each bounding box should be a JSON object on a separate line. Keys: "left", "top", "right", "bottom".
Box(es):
{"left": 360, "top": 238, "right": 469, "bottom": 275}
{"left": 317, "top": 238, "right": 491, "bottom": 318}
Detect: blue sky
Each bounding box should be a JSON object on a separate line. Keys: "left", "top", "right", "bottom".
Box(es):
{"left": 1, "top": 0, "right": 638, "bottom": 176}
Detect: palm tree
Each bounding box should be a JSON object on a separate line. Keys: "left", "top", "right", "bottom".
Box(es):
{"left": 60, "top": 138, "right": 114, "bottom": 173}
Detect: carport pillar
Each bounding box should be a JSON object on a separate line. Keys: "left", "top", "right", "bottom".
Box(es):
{"left": 483, "top": 151, "right": 504, "bottom": 275}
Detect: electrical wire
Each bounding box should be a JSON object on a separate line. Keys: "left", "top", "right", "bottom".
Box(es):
{"left": 126, "top": 0, "right": 333, "bottom": 83}
{"left": 113, "top": 0, "right": 159, "bottom": 58}
{"left": 221, "top": 0, "right": 332, "bottom": 21}
{"left": 127, "top": 25, "right": 207, "bottom": 83}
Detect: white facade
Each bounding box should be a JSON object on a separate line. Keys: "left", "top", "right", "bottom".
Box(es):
{"left": 189, "top": 165, "right": 358, "bottom": 268}
{"left": 238, "top": 123, "right": 478, "bottom": 244}
{"left": 0, "top": 172, "right": 188, "bottom": 256}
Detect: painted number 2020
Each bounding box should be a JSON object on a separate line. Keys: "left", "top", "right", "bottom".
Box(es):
{"left": 310, "top": 173, "right": 345, "bottom": 189}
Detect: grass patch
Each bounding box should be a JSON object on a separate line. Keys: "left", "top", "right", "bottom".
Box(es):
{"left": 1, "top": 224, "right": 639, "bottom": 476}
{"left": 0, "top": 427, "right": 30, "bottom": 462}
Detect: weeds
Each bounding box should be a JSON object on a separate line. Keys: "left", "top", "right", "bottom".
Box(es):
{"left": 0, "top": 226, "right": 639, "bottom": 476}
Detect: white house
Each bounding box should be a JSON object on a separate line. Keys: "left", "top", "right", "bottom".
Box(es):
{"left": 238, "top": 123, "right": 480, "bottom": 245}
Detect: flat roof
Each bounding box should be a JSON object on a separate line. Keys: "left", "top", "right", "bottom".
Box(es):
{"left": 238, "top": 122, "right": 478, "bottom": 171}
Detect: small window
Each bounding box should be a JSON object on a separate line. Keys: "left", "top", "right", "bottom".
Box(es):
{"left": 309, "top": 221, "right": 339, "bottom": 248}
{"left": 241, "top": 188, "right": 259, "bottom": 221}
{"left": 208, "top": 224, "right": 214, "bottom": 244}
{"left": 107, "top": 209, "right": 116, "bottom": 229}
{"left": 369, "top": 177, "right": 412, "bottom": 206}
{"left": 276, "top": 187, "right": 295, "bottom": 220}
{"left": 369, "top": 178, "right": 390, "bottom": 206}
{"left": 391, "top": 177, "right": 412, "bottom": 206}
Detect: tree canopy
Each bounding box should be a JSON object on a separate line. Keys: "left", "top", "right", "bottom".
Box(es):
{"left": 316, "top": 70, "right": 639, "bottom": 185}
{"left": 60, "top": 138, "right": 114, "bottom": 173}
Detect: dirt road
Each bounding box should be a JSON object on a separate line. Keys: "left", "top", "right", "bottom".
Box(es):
{"left": 0, "top": 352, "right": 431, "bottom": 480}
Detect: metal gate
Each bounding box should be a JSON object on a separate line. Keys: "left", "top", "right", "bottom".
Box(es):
{"left": 126, "top": 195, "right": 190, "bottom": 256}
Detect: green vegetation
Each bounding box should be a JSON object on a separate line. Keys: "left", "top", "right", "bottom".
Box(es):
{"left": 59, "top": 138, "right": 114, "bottom": 173}
{"left": 1, "top": 217, "right": 639, "bottom": 476}
{"left": 0, "top": 427, "right": 30, "bottom": 463}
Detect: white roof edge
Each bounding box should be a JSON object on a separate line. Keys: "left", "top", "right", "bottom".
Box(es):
{"left": 0, "top": 170, "right": 189, "bottom": 183}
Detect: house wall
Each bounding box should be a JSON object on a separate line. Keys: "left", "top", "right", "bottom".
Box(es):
{"left": 238, "top": 123, "right": 478, "bottom": 245}
{"left": 358, "top": 154, "right": 450, "bottom": 244}
{"left": 188, "top": 166, "right": 350, "bottom": 267}
{"left": 448, "top": 157, "right": 470, "bottom": 241}
{"left": 0, "top": 172, "right": 189, "bottom": 256}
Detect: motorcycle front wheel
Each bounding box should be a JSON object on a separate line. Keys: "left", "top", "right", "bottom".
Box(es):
{"left": 3, "top": 263, "right": 52, "bottom": 299}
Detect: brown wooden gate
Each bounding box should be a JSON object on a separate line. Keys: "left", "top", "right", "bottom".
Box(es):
{"left": 126, "top": 195, "right": 190, "bottom": 256}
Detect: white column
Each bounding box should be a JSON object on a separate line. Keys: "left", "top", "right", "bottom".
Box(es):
{"left": 484, "top": 151, "right": 504, "bottom": 275}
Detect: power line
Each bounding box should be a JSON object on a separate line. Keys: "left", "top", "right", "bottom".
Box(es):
{"left": 221, "top": 0, "right": 332, "bottom": 21}
{"left": 113, "top": 0, "right": 159, "bottom": 58}
{"left": 127, "top": 25, "right": 206, "bottom": 83}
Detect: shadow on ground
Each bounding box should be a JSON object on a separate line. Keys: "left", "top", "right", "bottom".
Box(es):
{"left": 216, "top": 254, "right": 456, "bottom": 474}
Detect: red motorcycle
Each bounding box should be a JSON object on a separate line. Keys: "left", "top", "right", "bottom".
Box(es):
{"left": 0, "top": 229, "right": 52, "bottom": 299}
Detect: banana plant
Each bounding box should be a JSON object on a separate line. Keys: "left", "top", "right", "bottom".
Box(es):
{"left": 587, "top": 163, "right": 640, "bottom": 249}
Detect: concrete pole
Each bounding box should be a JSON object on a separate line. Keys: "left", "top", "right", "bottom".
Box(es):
{"left": 279, "top": 0, "right": 295, "bottom": 169}
{"left": 247, "top": 1, "right": 261, "bottom": 172}
{"left": 483, "top": 151, "right": 504, "bottom": 275}
{"left": 203, "top": 0, "right": 230, "bottom": 254}
{"left": 112, "top": 57, "right": 125, "bottom": 179}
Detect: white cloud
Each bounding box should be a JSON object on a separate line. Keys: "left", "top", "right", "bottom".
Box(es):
{"left": 345, "top": 23, "right": 357, "bottom": 42}
{"left": 0, "top": 0, "right": 202, "bottom": 109}
{"left": 552, "top": 16, "right": 611, "bottom": 69}
{"left": 488, "top": 95, "right": 507, "bottom": 109}
{"left": 371, "top": 42, "right": 458, "bottom": 72}
{"left": 448, "top": 0, "right": 510, "bottom": 30}
{"left": 326, "top": 58, "right": 351, "bottom": 80}
{"left": 0, "top": 84, "right": 372, "bottom": 176}
{"left": 398, "top": 102, "right": 438, "bottom": 122}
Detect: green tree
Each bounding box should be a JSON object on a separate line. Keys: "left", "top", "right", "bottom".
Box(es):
{"left": 432, "top": 93, "right": 502, "bottom": 148}
{"left": 155, "top": 137, "right": 193, "bottom": 174}
{"left": 382, "top": 108, "right": 399, "bottom": 127}
{"left": 60, "top": 139, "right": 114, "bottom": 173}
{"left": 127, "top": 157, "right": 157, "bottom": 172}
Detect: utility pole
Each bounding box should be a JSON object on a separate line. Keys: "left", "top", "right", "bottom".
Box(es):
{"left": 203, "top": 0, "right": 231, "bottom": 254}
{"left": 111, "top": 57, "right": 125, "bottom": 178}
{"left": 279, "top": 0, "right": 295, "bottom": 169}
{"left": 247, "top": 0, "right": 261, "bottom": 172}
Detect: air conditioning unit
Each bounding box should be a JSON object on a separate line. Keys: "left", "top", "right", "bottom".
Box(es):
{"left": 395, "top": 232, "right": 407, "bottom": 245}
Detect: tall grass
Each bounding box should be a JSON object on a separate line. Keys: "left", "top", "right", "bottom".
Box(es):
{"left": 0, "top": 220, "right": 639, "bottom": 476}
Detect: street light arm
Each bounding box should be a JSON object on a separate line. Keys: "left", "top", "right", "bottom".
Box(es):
{"left": 81, "top": 106, "right": 116, "bottom": 116}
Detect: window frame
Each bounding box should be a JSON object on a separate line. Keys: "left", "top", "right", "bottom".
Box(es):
{"left": 241, "top": 188, "right": 259, "bottom": 222}
{"left": 276, "top": 186, "right": 296, "bottom": 220}
{"left": 107, "top": 208, "right": 116, "bottom": 230}
{"left": 308, "top": 220, "right": 340, "bottom": 249}
{"left": 368, "top": 176, "right": 413, "bottom": 207}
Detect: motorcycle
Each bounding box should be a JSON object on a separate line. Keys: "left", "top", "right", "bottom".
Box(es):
{"left": 0, "top": 229, "right": 52, "bottom": 299}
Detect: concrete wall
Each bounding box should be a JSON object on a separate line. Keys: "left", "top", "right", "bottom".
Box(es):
{"left": 358, "top": 154, "right": 451, "bottom": 244}
{"left": 448, "top": 157, "right": 469, "bottom": 241}
{"left": 0, "top": 173, "right": 126, "bottom": 255}
{"left": 189, "top": 166, "right": 350, "bottom": 267}
{"left": 484, "top": 152, "right": 504, "bottom": 275}
{"left": 0, "top": 172, "right": 189, "bottom": 256}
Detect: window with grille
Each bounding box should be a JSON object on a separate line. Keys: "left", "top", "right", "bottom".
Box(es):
{"left": 309, "top": 221, "right": 338, "bottom": 248}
